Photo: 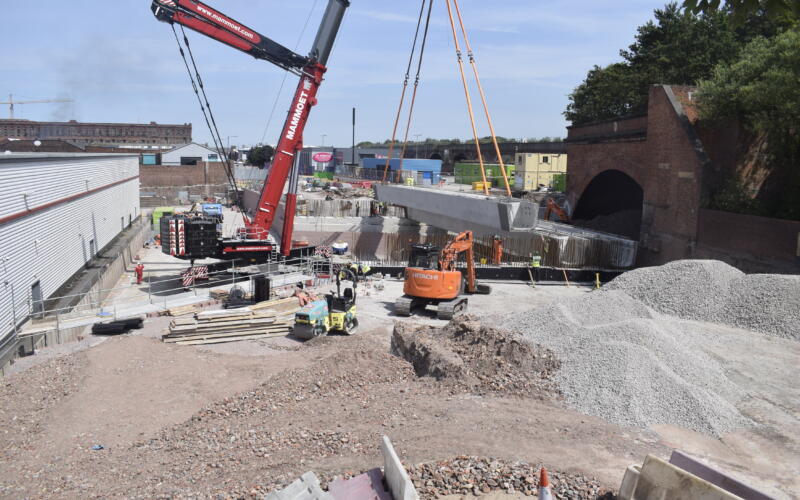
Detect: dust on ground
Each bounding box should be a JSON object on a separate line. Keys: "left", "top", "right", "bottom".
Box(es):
{"left": 0, "top": 277, "right": 797, "bottom": 499}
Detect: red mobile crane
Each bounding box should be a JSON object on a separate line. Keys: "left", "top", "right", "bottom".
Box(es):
{"left": 151, "top": 0, "right": 349, "bottom": 261}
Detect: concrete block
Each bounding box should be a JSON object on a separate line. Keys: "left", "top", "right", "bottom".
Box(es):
{"left": 381, "top": 436, "right": 418, "bottom": 500}
{"left": 631, "top": 455, "right": 743, "bottom": 500}
{"left": 669, "top": 450, "right": 773, "bottom": 500}
{"left": 264, "top": 472, "right": 334, "bottom": 500}
{"left": 374, "top": 184, "right": 538, "bottom": 236}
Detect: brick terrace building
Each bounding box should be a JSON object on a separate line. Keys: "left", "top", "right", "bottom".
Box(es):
{"left": 0, "top": 119, "right": 191, "bottom": 149}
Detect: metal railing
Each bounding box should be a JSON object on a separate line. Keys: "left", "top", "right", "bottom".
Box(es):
{"left": 24, "top": 256, "right": 327, "bottom": 330}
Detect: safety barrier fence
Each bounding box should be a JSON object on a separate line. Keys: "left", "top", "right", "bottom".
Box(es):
{"left": 23, "top": 257, "right": 327, "bottom": 329}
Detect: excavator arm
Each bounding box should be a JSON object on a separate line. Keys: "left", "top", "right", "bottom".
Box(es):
{"left": 152, "top": 0, "right": 350, "bottom": 256}
{"left": 440, "top": 231, "right": 477, "bottom": 293}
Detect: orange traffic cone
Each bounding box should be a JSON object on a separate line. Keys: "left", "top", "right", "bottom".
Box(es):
{"left": 538, "top": 468, "right": 553, "bottom": 500}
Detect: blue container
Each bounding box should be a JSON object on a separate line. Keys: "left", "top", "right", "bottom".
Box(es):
{"left": 361, "top": 158, "right": 442, "bottom": 172}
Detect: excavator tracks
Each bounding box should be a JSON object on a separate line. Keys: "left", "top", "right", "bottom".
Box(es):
{"left": 436, "top": 298, "right": 468, "bottom": 320}
{"left": 394, "top": 295, "right": 416, "bottom": 316}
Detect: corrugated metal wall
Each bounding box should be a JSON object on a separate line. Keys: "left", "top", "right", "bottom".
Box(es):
{"left": 0, "top": 154, "right": 140, "bottom": 354}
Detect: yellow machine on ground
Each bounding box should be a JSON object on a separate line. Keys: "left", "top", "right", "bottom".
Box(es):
{"left": 293, "top": 269, "right": 358, "bottom": 340}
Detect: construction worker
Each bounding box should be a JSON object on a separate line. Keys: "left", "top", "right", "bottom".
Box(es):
{"left": 492, "top": 236, "right": 503, "bottom": 265}
{"left": 134, "top": 262, "right": 145, "bottom": 285}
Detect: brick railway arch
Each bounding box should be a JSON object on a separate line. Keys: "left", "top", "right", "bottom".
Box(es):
{"left": 573, "top": 169, "right": 644, "bottom": 240}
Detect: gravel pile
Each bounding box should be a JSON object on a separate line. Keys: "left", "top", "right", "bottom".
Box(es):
{"left": 392, "top": 316, "right": 560, "bottom": 397}
{"left": 497, "top": 290, "right": 752, "bottom": 435}
{"left": 604, "top": 259, "right": 800, "bottom": 340}
{"left": 405, "top": 456, "right": 614, "bottom": 498}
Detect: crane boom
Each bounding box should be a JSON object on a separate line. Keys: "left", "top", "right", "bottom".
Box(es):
{"left": 1, "top": 95, "right": 74, "bottom": 119}
{"left": 152, "top": 0, "right": 349, "bottom": 257}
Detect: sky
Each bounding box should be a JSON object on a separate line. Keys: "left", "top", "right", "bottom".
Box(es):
{"left": 0, "top": 1, "right": 665, "bottom": 148}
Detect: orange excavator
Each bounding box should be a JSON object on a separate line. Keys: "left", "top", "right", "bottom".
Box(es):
{"left": 395, "top": 231, "right": 491, "bottom": 319}
{"left": 544, "top": 198, "right": 571, "bottom": 223}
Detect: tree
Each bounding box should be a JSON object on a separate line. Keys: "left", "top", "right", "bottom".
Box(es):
{"left": 247, "top": 145, "right": 274, "bottom": 168}
{"left": 565, "top": 63, "right": 643, "bottom": 122}
{"left": 698, "top": 28, "right": 800, "bottom": 218}
{"left": 683, "top": 0, "right": 799, "bottom": 24}
{"left": 565, "top": 3, "right": 772, "bottom": 124}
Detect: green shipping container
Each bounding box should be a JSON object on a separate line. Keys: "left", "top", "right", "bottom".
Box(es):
{"left": 552, "top": 173, "right": 566, "bottom": 192}
{"left": 454, "top": 163, "right": 515, "bottom": 187}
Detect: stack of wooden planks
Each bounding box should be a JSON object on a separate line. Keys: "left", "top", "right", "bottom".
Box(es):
{"left": 250, "top": 296, "right": 303, "bottom": 315}
{"left": 167, "top": 304, "right": 197, "bottom": 317}
{"left": 163, "top": 309, "right": 291, "bottom": 345}
{"left": 162, "top": 297, "right": 303, "bottom": 345}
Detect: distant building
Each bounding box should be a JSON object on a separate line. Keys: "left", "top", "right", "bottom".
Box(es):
{"left": 0, "top": 139, "right": 84, "bottom": 153}
{"left": 0, "top": 119, "right": 191, "bottom": 149}
{"left": 160, "top": 143, "right": 221, "bottom": 166}
{"left": 514, "top": 152, "right": 568, "bottom": 192}
{"left": 0, "top": 153, "right": 140, "bottom": 369}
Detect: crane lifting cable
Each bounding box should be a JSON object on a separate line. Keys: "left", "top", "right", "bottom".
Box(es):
{"left": 444, "top": 0, "right": 489, "bottom": 195}
{"left": 397, "top": 0, "right": 434, "bottom": 172}
{"left": 451, "top": 0, "right": 512, "bottom": 196}
{"left": 382, "top": 0, "right": 430, "bottom": 183}
{"left": 171, "top": 25, "right": 243, "bottom": 210}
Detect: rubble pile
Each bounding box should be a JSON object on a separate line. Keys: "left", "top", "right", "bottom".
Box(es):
{"left": 392, "top": 316, "right": 560, "bottom": 397}
{"left": 407, "top": 456, "right": 615, "bottom": 499}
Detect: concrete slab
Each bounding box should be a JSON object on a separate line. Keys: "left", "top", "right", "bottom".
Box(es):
{"left": 329, "top": 468, "right": 391, "bottom": 500}
{"left": 630, "top": 455, "right": 744, "bottom": 500}
{"left": 374, "top": 184, "right": 538, "bottom": 236}
{"left": 264, "top": 472, "right": 334, "bottom": 500}
{"left": 382, "top": 436, "right": 419, "bottom": 500}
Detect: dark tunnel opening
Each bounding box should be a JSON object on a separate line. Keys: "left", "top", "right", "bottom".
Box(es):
{"left": 573, "top": 170, "right": 644, "bottom": 240}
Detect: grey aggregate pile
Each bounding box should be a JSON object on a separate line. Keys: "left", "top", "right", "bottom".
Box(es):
{"left": 497, "top": 290, "right": 752, "bottom": 435}
{"left": 604, "top": 260, "right": 800, "bottom": 340}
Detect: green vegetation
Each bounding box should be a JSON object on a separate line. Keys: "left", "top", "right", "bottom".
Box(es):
{"left": 699, "top": 28, "right": 800, "bottom": 219}
{"left": 566, "top": 1, "right": 798, "bottom": 219}
{"left": 246, "top": 145, "right": 274, "bottom": 167}
{"left": 683, "top": 0, "right": 799, "bottom": 24}
{"left": 565, "top": 3, "right": 778, "bottom": 124}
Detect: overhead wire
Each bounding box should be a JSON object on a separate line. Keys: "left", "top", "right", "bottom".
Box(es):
{"left": 452, "top": 0, "right": 512, "bottom": 196}
{"left": 171, "top": 24, "right": 243, "bottom": 209}
{"left": 382, "top": 0, "right": 429, "bottom": 183}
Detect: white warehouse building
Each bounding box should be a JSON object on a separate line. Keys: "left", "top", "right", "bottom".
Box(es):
{"left": 0, "top": 153, "right": 140, "bottom": 363}
{"left": 161, "top": 143, "right": 220, "bottom": 166}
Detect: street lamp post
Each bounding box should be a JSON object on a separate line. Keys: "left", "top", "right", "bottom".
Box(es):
{"left": 321, "top": 134, "right": 327, "bottom": 147}
{"left": 226, "top": 136, "right": 238, "bottom": 156}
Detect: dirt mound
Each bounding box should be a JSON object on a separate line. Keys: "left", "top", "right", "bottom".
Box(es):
{"left": 391, "top": 316, "right": 560, "bottom": 397}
